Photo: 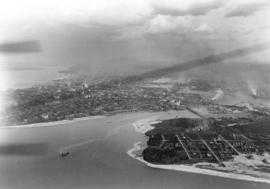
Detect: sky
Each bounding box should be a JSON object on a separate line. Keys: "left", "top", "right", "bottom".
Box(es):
{"left": 0, "top": 0, "right": 270, "bottom": 89}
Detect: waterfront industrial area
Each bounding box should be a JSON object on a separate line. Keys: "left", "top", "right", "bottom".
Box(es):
{"left": 2, "top": 73, "right": 270, "bottom": 126}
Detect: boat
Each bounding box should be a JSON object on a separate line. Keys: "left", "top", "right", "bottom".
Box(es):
{"left": 59, "top": 149, "right": 70, "bottom": 157}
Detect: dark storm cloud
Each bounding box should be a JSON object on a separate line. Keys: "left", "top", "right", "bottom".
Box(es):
{"left": 0, "top": 40, "right": 41, "bottom": 53}
{"left": 153, "top": 1, "right": 222, "bottom": 16}
{"left": 226, "top": 2, "right": 268, "bottom": 17}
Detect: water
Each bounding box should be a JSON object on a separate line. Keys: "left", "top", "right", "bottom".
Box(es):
{"left": 0, "top": 66, "right": 66, "bottom": 91}
{"left": 0, "top": 112, "right": 269, "bottom": 189}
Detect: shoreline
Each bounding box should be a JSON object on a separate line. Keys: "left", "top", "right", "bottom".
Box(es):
{"left": 0, "top": 110, "right": 189, "bottom": 129}
{"left": 128, "top": 117, "right": 270, "bottom": 184}
{"left": 127, "top": 143, "right": 270, "bottom": 184}
{"left": 0, "top": 115, "right": 104, "bottom": 129}
{"left": 0, "top": 109, "right": 198, "bottom": 130}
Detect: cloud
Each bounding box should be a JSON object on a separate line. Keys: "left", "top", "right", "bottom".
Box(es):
{"left": 226, "top": 2, "right": 269, "bottom": 17}
{"left": 152, "top": 0, "right": 222, "bottom": 16}
{"left": 194, "top": 23, "right": 214, "bottom": 34}
{"left": 0, "top": 0, "right": 153, "bottom": 33}
{"left": 143, "top": 15, "right": 214, "bottom": 36}
{"left": 147, "top": 15, "right": 192, "bottom": 34}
